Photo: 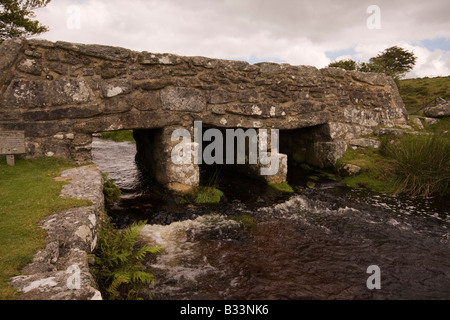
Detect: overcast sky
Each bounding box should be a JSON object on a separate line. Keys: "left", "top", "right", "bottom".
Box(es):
{"left": 33, "top": 0, "right": 450, "bottom": 79}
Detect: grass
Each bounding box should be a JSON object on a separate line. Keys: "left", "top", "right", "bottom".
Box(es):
{"left": 0, "top": 157, "right": 91, "bottom": 299}
{"left": 334, "top": 76, "right": 450, "bottom": 197}
{"left": 336, "top": 117, "right": 450, "bottom": 196}
{"left": 398, "top": 76, "right": 450, "bottom": 115}
{"left": 381, "top": 134, "right": 450, "bottom": 197}
{"left": 336, "top": 146, "right": 398, "bottom": 194}
{"left": 100, "top": 130, "right": 135, "bottom": 143}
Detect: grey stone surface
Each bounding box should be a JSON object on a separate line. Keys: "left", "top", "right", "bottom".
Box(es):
{"left": 306, "top": 141, "right": 348, "bottom": 168}
{"left": 424, "top": 102, "right": 450, "bottom": 118}
{"left": 0, "top": 38, "right": 25, "bottom": 80}
{"left": 349, "top": 138, "right": 381, "bottom": 149}
{"left": 161, "top": 87, "right": 206, "bottom": 112}
{"left": 10, "top": 165, "right": 104, "bottom": 300}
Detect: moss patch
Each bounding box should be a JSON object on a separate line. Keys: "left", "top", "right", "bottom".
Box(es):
{"left": 269, "top": 181, "right": 294, "bottom": 193}
{"left": 231, "top": 214, "right": 256, "bottom": 230}
{"left": 102, "top": 173, "right": 122, "bottom": 203}
{"left": 194, "top": 186, "right": 224, "bottom": 204}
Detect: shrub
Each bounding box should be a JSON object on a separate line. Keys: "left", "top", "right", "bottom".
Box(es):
{"left": 92, "top": 217, "right": 162, "bottom": 300}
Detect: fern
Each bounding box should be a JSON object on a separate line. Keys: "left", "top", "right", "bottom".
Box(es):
{"left": 92, "top": 217, "right": 163, "bottom": 300}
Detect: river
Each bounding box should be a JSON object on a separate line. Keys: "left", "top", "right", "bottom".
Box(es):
{"left": 92, "top": 137, "right": 450, "bottom": 300}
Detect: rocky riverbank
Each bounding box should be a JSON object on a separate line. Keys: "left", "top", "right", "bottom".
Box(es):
{"left": 10, "top": 165, "right": 104, "bottom": 300}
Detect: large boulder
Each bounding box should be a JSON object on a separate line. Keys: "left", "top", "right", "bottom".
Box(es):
{"left": 424, "top": 102, "right": 450, "bottom": 118}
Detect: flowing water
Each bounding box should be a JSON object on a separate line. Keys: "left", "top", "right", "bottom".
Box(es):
{"left": 92, "top": 138, "right": 450, "bottom": 300}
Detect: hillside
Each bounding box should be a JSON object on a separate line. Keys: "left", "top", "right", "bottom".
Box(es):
{"left": 398, "top": 75, "right": 450, "bottom": 115}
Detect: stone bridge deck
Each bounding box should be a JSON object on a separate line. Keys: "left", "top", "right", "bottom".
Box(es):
{"left": 0, "top": 38, "right": 408, "bottom": 191}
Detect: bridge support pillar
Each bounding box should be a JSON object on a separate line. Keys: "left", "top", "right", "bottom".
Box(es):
{"left": 134, "top": 127, "right": 199, "bottom": 193}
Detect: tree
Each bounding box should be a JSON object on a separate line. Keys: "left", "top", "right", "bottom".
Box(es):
{"left": 328, "top": 46, "right": 417, "bottom": 82}
{"left": 368, "top": 46, "right": 417, "bottom": 81}
{"left": 0, "top": 0, "right": 51, "bottom": 42}
{"left": 328, "top": 59, "right": 357, "bottom": 71}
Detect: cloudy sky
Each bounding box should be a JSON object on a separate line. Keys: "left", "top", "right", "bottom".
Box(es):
{"left": 33, "top": 0, "right": 450, "bottom": 79}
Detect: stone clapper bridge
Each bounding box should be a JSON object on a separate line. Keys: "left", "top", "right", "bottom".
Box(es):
{"left": 0, "top": 38, "right": 409, "bottom": 192}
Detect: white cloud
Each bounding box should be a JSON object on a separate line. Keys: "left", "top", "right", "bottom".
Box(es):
{"left": 33, "top": 0, "right": 450, "bottom": 77}
{"left": 402, "top": 45, "right": 450, "bottom": 78}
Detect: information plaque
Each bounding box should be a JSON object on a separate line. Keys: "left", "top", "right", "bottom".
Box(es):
{"left": 0, "top": 131, "right": 26, "bottom": 166}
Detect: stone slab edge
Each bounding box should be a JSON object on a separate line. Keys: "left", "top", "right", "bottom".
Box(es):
{"left": 9, "top": 164, "right": 104, "bottom": 300}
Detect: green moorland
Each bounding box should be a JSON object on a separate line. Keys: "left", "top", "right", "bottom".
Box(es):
{"left": 336, "top": 76, "right": 450, "bottom": 197}
{"left": 0, "top": 157, "right": 91, "bottom": 299}
{"left": 100, "top": 130, "right": 135, "bottom": 143}
{"left": 398, "top": 75, "right": 450, "bottom": 114}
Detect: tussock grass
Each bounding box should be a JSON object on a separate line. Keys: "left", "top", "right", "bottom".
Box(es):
{"left": 381, "top": 134, "right": 450, "bottom": 197}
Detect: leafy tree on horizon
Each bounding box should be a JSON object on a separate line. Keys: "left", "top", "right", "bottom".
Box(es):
{"left": 328, "top": 59, "right": 357, "bottom": 71}
{"left": 0, "top": 0, "right": 51, "bottom": 42}
{"left": 328, "top": 46, "right": 417, "bottom": 82}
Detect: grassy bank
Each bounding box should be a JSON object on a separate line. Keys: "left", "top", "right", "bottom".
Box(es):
{"left": 337, "top": 118, "right": 450, "bottom": 197}
{"left": 0, "top": 157, "right": 91, "bottom": 299}
{"left": 398, "top": 76, "right": 450, "bottom": 114}
{"left": 100, "top": 130, "right": 135, "bottom": 143}
{"left": 334, "top": 76, "right": 450, "bottom": 197}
